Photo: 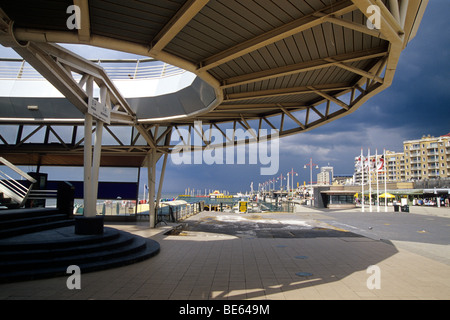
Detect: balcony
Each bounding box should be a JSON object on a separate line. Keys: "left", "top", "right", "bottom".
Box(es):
{"left": 428, "top": 170, "right": 440, "bottom": 177}
{"left": 411, "top": 171, "right": 422, "bottom": 178}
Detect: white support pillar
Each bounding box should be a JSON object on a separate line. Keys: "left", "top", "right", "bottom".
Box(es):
{"left": 77, "top": 77, "right": 105, "bottom": 234}
{"left": 89, "top": 120, "right": 103, "bottom": 214}
{"left": 83, "top": 79, "right": 105, "bottom": 218}
{"left": 89, "top": 85, "right": 107, "bottom": 214}
{"left": 147, "top": 148, "right": 157, "bottom": 228}
{"left": 83, "top": 76, "right": 94, "bottom": 217}
{"left": 155, "top": 152, "right": 168, "bottom": 213}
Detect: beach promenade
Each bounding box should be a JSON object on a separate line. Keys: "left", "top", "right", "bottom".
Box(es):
{"left": 1, "top": 205, "right": 450, "bottom": 300}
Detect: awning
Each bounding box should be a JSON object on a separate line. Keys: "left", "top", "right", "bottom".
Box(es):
{"left": 423, "top": 188, "right": 450, "bottom": 195}
{"left": 379, "top": 193, "right": 395, "bottom": 198}
{"left": 160, "top": 200, "right": 188, "bottom": 206}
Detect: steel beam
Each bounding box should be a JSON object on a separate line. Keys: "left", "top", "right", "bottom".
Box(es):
{"left": 150, "top": 0, "right": 209, "bottom": 52}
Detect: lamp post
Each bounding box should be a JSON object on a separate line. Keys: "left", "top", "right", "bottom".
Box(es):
{"left": 287, "top": 168, "right": 298, "bottom": 198}
{"left": 277, "top": 173, "right": 284, "bottom": 191}
{"left": 304, "top": 158, "right": 319, "bottom": 186}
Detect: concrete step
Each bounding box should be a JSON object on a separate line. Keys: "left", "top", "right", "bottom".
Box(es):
{"left": 0, "top": 226, "right": 160, "bottom": 283}
{"left": 0, "top": 208, "right": 73, "bottom": 239}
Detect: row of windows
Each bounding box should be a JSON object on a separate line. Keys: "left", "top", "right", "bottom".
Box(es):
{"left": 390, "top": 163, "right": 449, "bottom": 169}
{"left": 406, "top": 149, "right": 448, "bottom": 155}
{"left": 407, "top": 142, "right": 446, "bottom": 149}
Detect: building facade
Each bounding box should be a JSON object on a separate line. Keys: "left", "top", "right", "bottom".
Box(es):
{"left": 317, "top": 166, "right": 334, "bottom": 185}
{"left": 354, "top": 134, "right": 450, "bottom": 184}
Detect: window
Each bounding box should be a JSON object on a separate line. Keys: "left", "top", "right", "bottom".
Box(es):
{"left": 329, "top": 195, "right": 354, "bottom": 205}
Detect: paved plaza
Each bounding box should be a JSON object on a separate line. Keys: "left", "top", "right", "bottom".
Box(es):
{"left": 1, "top": 205, "right": 450, "bottom": 300}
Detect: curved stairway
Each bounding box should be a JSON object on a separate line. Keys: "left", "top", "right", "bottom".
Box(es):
{"left": 0, "top": 209, "right": 160, "bottom": 283}
{"left": 0, "top": 208, "right": 74, "bottom": 239}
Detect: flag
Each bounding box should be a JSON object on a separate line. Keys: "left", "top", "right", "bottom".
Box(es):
{"left": 364, "top": 156, "right": 370, "bottom": 170}
{"left": 356, "top": 155, "right": 365, "bottom": 172}
{"left": 371, "top": 157, "right": 376, "bottom": 169}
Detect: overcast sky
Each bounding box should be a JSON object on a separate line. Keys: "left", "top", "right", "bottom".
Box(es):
{"left": 1, "top": 1, "right": 449, "bottom": 195}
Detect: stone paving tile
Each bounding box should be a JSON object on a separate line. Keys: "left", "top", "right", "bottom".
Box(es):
{"left": 1, "top": 211, "right": 450, "bottom": 300}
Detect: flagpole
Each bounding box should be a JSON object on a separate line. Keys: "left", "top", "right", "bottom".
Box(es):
{"left": 384, "top": 148, "right": 387, "bottom": 212}
{"left": 361, "top": 148, "right": 365, "bottom": 213}
{"left": 376, "top": 149, "right": 380, "bottom": 212}
{"left": 368, "top": 148, "right": 372, "bottom": 212}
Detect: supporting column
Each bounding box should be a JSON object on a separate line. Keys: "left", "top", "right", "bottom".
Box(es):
{"left": 89, "top": 85, "right": 107, "bottom": 215}
{"left": 77, "top": 77, "right": 104, "bottom": 235}
{"left": 155, "top": 152, "right": 169, "bottom": 212}
{"left": 90, "top": 120, "right": 104, "bottom": 213}
{"left": 155, "top": 131, "right": 171, "bottom": 214}
{"left": 83, "top": 112, "right": 93, "bottom": 216}
{"left": 147, "top": 148, "right": 157, "bottom": 228}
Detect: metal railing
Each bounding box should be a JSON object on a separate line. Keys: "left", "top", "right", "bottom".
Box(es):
{"left": 0, "top": 157, "right": 36, "bottom": 207}
{"left": 136, "top": 201, "right": 204, "bottom": 224}
{"left": 0, "top": 58, "right": 186, "bottom": 80}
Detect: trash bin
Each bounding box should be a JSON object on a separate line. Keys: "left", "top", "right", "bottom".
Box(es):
{"left": 394, "top": 204, "right": 400, "bottom": 212}
{"left": 401, "top": 205, "right": 409, "bottom": 213}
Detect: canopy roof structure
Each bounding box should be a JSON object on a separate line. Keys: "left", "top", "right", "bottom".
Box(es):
{"left": 0, "top": 0, "right": 428, "bottom": 168}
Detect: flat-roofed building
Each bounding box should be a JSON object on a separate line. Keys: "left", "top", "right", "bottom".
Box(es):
{"left": 404, "top": 134, "right": 450, "bottom": 181}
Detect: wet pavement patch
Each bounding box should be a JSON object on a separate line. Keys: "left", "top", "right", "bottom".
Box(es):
{"left": 296, "top": 272, "right": 314, "bottom": 277}
{"left": 183, "top": 217, "right": 365, "bottom": 239}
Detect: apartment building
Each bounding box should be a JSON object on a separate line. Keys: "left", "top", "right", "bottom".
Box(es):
{"left": 404, "top": 134, "right": 450, "bottom": 180}
{"left": 317, "top": 166, "right": 334, "bottom": 185}
{"left": 354, "top": 133, "right": 450, "bottom": 184}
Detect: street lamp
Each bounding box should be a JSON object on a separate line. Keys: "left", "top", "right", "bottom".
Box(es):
{"left": 287, "top": 168, "right": 298, "bottom": 197}
{"left": 277, "top": 173, "right": 285, "bottom": 191}
{"left": 304, "top": 158, "right": 319, "bottom": 186}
